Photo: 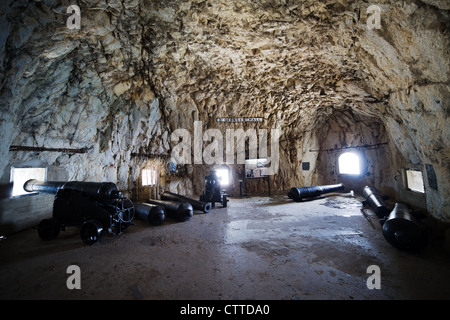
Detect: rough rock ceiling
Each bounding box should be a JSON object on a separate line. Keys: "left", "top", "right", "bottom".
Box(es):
{"left": 140, "top": 0, "right": 449, "bottom": 136}
{"left": 1, "top": 0, "right": 448, "bottom": 137}
{"left": 145, "top": 0, "right": 375, "bottom": 134}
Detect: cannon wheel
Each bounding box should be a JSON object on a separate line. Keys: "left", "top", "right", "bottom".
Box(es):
{"left": 80, "top": 220, "right": 103, "bottom": 245}
{"left": 115, "top": 197, "right": 135, "bottom": 224}
{"left": 113, "top": 197, "right": 134, "bottom": 234}
{"left": 37, "top": 218, "right": 60, "bottom": 240}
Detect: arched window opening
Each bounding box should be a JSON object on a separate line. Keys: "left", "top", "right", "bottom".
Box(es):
{"left": 338, "top": 152, "right": 361, "bottom": 175}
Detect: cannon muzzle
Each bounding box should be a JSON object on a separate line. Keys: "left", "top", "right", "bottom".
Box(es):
{"left": 23, "top": 179, "right": 65, "bottom": 194}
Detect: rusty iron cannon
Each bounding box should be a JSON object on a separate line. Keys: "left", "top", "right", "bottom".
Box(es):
{"left": 146, "top": 199, "right": 193, "bottom": 222}
{"left": 288, "top": 183, "right": 345, "bottom": 202}
{"left": 382, "top": 202, "right": 427, "bottom": 252}
{"left": 134, "top": 202, "right": 166, "bottom": 226}
{"left": 161, "top": 191, "right": 211, "bottom": 213}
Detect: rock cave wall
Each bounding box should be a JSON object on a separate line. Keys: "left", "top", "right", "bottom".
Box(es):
{"left": 0, "top": 0, "right": 449, "bottom": 230}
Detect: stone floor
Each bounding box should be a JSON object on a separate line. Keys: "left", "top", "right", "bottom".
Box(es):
{"left": 0, "top": 193, "right": 449, "bottom": 300}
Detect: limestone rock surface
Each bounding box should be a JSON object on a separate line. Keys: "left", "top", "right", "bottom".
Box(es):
{"left": 0, "top": 0, "right": 448, "bottom": 221}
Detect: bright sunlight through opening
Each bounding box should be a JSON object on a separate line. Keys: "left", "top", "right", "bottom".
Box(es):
{"left": 215, "top": 168, "right": 229, "bottom": 186}
{"left": 338, "top": 152, "right": 361, "bottom": 175}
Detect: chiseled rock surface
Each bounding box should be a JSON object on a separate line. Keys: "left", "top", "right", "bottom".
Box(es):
{"left": 0, "top": 0, "right": 448, "bottom": 220}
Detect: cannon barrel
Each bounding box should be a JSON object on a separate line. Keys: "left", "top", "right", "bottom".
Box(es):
{"left": 146, "top": 199, "right": 193, "bottom": 222}
{"left": 382, "top": 203, "right": 427, "bottom": 251}
{"left": 23, "top": 179, "right": 65, "bottom": 194}
{"left": 161, "top": 191, "right": 211, "bottom": 213}
{"left": 362, "top": 186, "right": 391, "bottom": 223}
{"left": 134, "top": 202, "right": 166, "bottom": 226}
{"left": 24, "top": 179, "right": 120, "bottom": 201}
{"left": 288, "top": 183, "right": 345, "bottom": 201}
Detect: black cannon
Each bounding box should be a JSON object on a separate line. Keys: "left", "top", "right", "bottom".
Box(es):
{"left": 362, "top": 186, "right": 391, "bottom": 225}
{"left": 288, "top": 183, "right": 345, "bottom": 202}
{"left": 24, "top": 179, "right": 134, "bottom": 245}
{"left": 161, "top": 191, "right": 211, "bottom": 213}
{"left": 134, "top": 202, "right": 166, "bottom": 226}
{"left": 146, "top": 199, "right": 193, "bottom": 222}
{"left": 382, "top": 202, "right": 427, "bottom": 251}
{"left": 199, "top": 170, "right": 228, "bottom": 208}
